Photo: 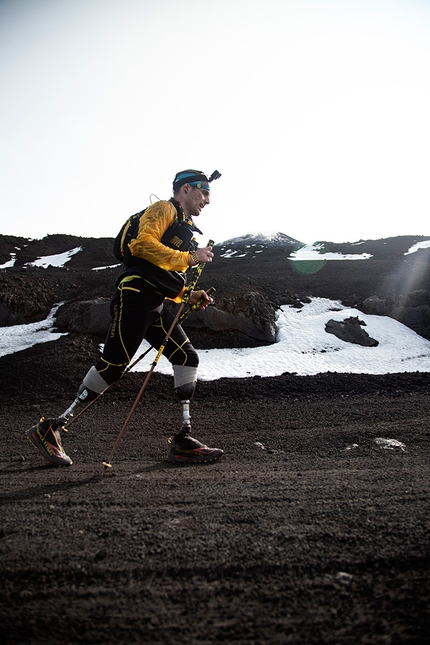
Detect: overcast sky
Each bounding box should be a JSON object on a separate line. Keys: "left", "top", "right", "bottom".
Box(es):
{"left": 1, "top": 0, "right": 430, "bottom": 245}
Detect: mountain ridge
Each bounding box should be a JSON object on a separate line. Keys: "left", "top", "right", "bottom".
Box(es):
{"left": 1, "top": 232, "right": 430, "bottom": 343}
{"left": 1, "top": 232, "right": 430, "bottom": 268}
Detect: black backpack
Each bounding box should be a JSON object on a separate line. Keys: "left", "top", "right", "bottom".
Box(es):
{"left": 113, "top": 198, "right": 201, "bottom": 267}
{"left": 113, "top": 208, "right": 147, "bottom": 265}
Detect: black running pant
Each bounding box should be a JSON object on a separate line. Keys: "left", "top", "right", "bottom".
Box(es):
{"left": 94, "top": 274, "right": 198, "bottom": 385}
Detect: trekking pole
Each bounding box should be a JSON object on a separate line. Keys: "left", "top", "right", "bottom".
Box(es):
{"left": 103, "top": 241, "right": 214, "bottom": 470}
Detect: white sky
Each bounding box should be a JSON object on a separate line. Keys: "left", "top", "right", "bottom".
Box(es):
{"left": 1, "top": 0, "right": 430, "bottom": 245}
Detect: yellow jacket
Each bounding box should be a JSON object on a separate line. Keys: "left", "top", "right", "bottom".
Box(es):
{"left": 129, "top": 200, "right": 191, "bottom": 272}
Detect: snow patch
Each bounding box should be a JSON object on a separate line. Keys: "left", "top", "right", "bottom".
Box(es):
{"left": 404, "top": 240, "right": 430, "bottom": 255}
{"left": 290, "top": 244, "right": 372, "bottom": 261}
{"left": 26, "top": 247, "right": 83, "bottom": 268}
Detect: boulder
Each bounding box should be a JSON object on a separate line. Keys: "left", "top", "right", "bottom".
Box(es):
{"left": 0, "top": 303, "right": 26, "bottom": 326}
{"left": 182, "top": 292, "right": 277, "bottom": 348}
{"left": 55, "top": 298, "right": 110, "bottom": 336}
{"left": 360, "top": 290, "right": 430, "bottom": 341}
{"left": 405, "top": 289, "right": 430, "bottom": 307}
{"left": 325, "top": 316, "right": 379, "bottom": 347}
{"left": 389, "top": 305, "right": 430, "bottom": 340}
{"left": 361, "top": 295, "right": 391, "bottom": 316}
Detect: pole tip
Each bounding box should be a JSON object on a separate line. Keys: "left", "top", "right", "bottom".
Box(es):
{"left": 103, "top": 461, "right": 112, "bottom": 469}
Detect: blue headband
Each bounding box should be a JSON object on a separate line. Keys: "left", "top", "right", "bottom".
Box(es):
{"left": 188, "top": 180, "right": 210, "bottom": 191}
{"left": 173, "top": 170, "right": 210, "bottom": 192}
{"left": 173, "top": 169, "right": 221, "bottom": 192}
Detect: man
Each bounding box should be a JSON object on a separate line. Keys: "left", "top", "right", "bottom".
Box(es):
{"left": 26, "top": 169, "right": 224, "bottom": 466}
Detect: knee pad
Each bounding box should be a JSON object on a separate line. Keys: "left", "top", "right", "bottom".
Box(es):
{"left": 81, "top": 366, "right": 109, "bottom": 396}
{"left": 173, "top": 365, "right": 197, "bottom": 400}
{"left": 173, "top": 365, "right": 197, "bottom": 389}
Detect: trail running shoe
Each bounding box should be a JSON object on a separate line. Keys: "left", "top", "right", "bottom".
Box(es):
{"left": 26, "top": 418, "right": 72, "bottom": 467}
{"left": 167, "top": 432, "right": 223, "bottom": 464}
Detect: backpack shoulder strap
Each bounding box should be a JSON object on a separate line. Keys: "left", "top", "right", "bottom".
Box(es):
{"left": 167, "top": 197, "right": 203, "bottom": 234}
{"left": 168, "top": 197, "right": 183, "bottom": 222}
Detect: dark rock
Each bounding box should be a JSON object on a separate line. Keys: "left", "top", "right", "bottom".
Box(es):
{"left": 361, "top": 295, "right": 391, "bottom": 316}
{"left": 183, "top": 292, "right": 276, "bottom": 348}
{"left": 360, "top": 289, "right": 430, "bottom": 341}
{"left": 405, "top": 289, "right": 430, "bottom": 307}
{"left": 55, "top": 298, "right": 110, "bottom": 336}
{"left": 389, "top": 305, "right": 430, "bottom": 340}
{"left": 0, "top": 303, "right": 26, "bottom": 326}
{"left": 325, "top": 316, "right": 379, "bottom": 347}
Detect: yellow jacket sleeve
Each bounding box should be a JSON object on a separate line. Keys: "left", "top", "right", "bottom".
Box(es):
{"left": 128, "top": 201, "right": 191, "bottom": 271}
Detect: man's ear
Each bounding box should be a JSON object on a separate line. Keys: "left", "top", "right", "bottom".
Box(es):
{"left": 183, "top": 183, "right": 191, "bottom": 194}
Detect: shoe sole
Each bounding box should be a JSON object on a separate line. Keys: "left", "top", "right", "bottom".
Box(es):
{"left": 166, "top": 448, "right": 224, "bottom": 464}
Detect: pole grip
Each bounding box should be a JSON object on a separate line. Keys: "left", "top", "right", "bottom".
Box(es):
{"left": 181, "top": 240, "right": 215, "bottom": 303}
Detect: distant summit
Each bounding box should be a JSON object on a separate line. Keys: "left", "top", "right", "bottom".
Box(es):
{"left": 216, "top": 231, "right": 301, "bottom": 258}
{"left": 219, "top": 231, "right": 301, "bottom": 247}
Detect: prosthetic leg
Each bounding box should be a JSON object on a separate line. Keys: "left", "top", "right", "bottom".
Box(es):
{"left": 26, "top": 366, "right": 109, "bottom": 467}
{"left": 167, "top": 366, "right": 223, "bottom": 463}
{"left": 174, "top": 366, "right": 197, "bottom": 433}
